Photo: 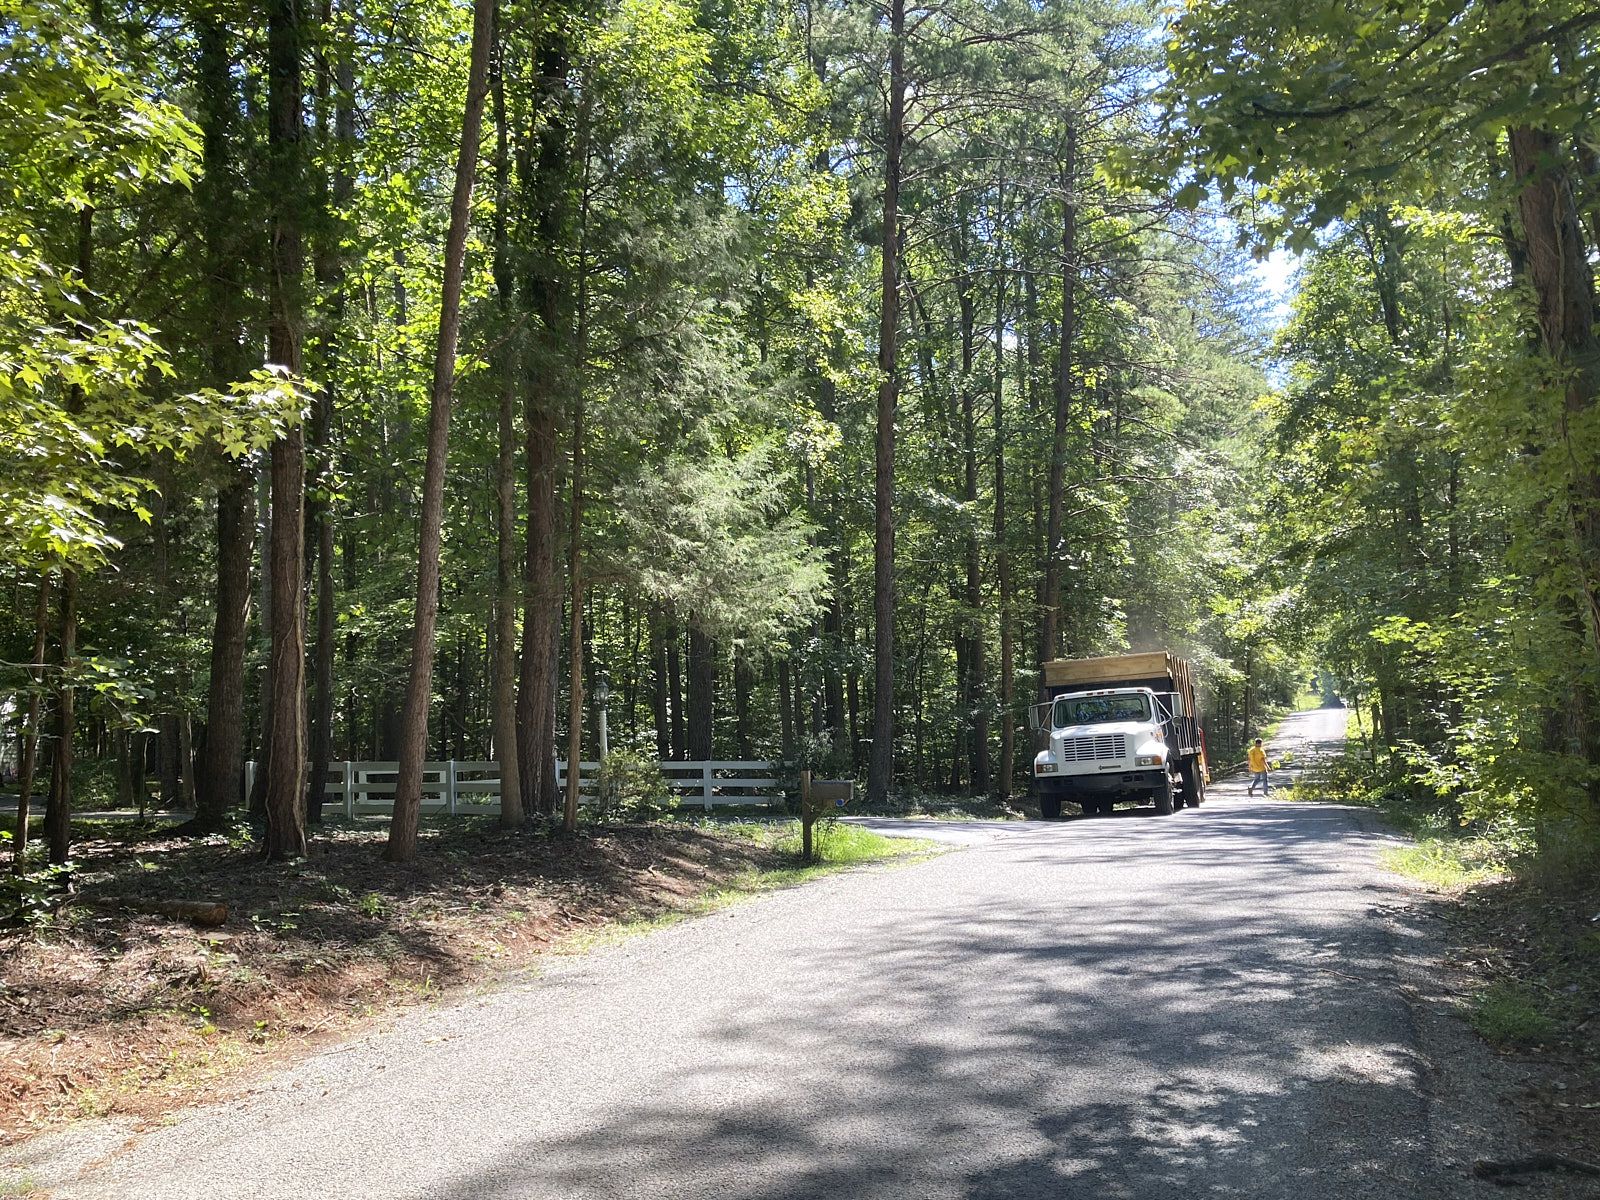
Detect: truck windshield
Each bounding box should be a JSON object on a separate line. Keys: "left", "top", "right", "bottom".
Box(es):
{"left": 1053, "top": 693, "right": 1150, "bottom": 728}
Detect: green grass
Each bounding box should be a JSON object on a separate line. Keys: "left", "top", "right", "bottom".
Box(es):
{"left": 1380, "top": 837, "right": 1509, "bottom": 889}
{"left": 554, "top": 821, "right": 938, "bottom": 956}
{"left": 1471, "top": 982, "right": 1562, "bottom": 1046}
{"left": 772, "top": 820, "right": 923, "bottom": 864}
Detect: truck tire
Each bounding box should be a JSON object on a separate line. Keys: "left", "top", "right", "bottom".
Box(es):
{"left": 1154, "top": 775, "right": 1175, "bottom": 816}
{"left": 1180, "top": 759, "right": 1205, "bottom": 808}
{"left": 1040, "top": 794, "right": 1063, "bottom": 819}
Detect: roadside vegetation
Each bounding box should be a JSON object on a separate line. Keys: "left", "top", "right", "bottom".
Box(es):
{"left": 1294, "top": 725, "right": 1600, "bottom": 1163}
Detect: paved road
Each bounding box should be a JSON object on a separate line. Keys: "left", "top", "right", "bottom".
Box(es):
{"left": 29, "top": 707, "right": 1492, "bottom": 1199}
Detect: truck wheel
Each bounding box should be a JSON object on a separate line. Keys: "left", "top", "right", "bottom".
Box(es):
{"left": 1154, "top": 776, "right": 1175, "bottom": 816}
{"left": 1040, "top": 795, "right": 1062, "bottom": 819}
{"left": 1181, "top": 760, "right": 1205, "bottom": 808}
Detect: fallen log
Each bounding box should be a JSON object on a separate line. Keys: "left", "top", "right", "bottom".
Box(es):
{"left": 1473, "top": 1153, "right": 1600, "bottom": 1185}
{"left": 94, "top": 897, "right": 229, "bottom": 927}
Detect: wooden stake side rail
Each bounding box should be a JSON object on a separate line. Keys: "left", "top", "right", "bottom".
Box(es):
{"left": 242, "top": 759, "right": 786, "bottom": 817}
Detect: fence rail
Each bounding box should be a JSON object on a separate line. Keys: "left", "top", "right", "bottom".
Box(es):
{"left": 243, "top": 759, "right": 786, "bottom": 818}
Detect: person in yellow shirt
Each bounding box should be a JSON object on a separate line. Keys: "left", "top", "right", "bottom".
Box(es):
{"left": 1247, "top": 738, "right": 1271, "bottom": 795}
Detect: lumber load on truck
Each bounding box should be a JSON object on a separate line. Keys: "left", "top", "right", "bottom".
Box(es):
{"left": 1031, "top": 651, "right": 1208, "bottom": 820}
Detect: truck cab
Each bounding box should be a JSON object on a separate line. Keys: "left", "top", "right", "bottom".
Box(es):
{"left": 1030, "top": 653, "right": 1209, "bottom": 819}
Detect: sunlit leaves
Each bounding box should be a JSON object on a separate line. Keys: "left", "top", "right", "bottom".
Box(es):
{"left": 0, "top": 0, "right": 303, "bottom": 573}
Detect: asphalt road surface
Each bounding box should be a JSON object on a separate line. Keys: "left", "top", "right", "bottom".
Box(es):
{"left": 31, "top": 707, "right": 1499, "bottom": 1199}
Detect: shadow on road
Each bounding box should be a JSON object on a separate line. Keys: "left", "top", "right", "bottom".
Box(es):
{"left": 422, "top": 799, "right": 1443, "bottom": 1199}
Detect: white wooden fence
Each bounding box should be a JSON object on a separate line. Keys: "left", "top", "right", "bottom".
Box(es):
{"left": 243, "top": 759, "right": 785, "bottom": 819}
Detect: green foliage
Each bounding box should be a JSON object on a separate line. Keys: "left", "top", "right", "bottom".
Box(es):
{"left": 0, "top": 1, "right": 302, "bottom": 573}
{"left": 790, "top": 731, "right": 849, "bottom": 779}
{"left": 615, "top": 443, "right": 825, "bottom": 648}
{"left": 1149, "top": 0, "right": 1594, "bottom": 252}
{"left": 0, "top": 0, "right": 1296, "bottom": 835}
{"left": 597, "top": 749, "right": 676, "bottom": 819}
{"left": 0, "top": 853, "right": 73, "bottom": 927}
{"left": 1148, "top": 0, "right": 1600, "bottom": 835}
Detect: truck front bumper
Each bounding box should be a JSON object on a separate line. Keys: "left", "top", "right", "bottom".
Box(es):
{"left": 1036, "top": 768, "right": 1166, "bottom": 796}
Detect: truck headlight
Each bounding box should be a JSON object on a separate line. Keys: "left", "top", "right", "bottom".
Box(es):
{"left": 1135, "top": 754, "right": 1163, "bottom": 766}
{"left": 1035, "top": 761, "right": 1058, "bottom": 774}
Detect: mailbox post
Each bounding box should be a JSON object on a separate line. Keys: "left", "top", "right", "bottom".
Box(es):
{"left": 799, "top": 770, "right": 854, "bottom": 863}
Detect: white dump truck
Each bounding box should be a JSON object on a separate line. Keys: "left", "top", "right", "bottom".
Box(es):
{"left": 1030, "top": 652, "right": 1209, "bottom": 818}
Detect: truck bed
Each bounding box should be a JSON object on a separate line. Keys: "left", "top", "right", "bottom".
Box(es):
{"left": 1043, "top": 652, "right": 1192, "bottom": 694}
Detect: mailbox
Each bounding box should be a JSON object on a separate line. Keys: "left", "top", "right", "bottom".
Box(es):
{"left": 798, "top": 773, "right": 855, "bottom": 863}
{"left": 808, "top": 779, "right": 853, "bottom": 809}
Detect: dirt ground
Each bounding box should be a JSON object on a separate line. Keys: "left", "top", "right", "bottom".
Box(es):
{"left": 0, "top": 817, "right": 783, "bottom": 1144}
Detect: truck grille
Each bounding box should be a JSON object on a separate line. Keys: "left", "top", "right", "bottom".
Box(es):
{"left": 1059, "top": 734, "right": 1127, "bottom": 762}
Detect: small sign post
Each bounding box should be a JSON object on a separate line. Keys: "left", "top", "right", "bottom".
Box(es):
{"left": 800, "top": 771, "right": 854, "bottom": 863}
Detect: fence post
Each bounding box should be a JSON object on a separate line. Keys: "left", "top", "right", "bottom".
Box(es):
{"left": 446, "top": 759, "right": 458, "bottom": 815}
{"left": 701, "top": 762, "right": 713, "bottom": 811}
{"left": 342, "top": 762, "right": 354, "bottom": 820}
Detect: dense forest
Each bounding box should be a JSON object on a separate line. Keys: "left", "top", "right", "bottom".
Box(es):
{"left": 3, "top": 0, "right": 1597, "bottom": 868}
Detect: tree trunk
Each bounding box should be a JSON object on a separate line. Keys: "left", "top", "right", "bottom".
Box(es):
{"left": 386, "top": 0, "right": 494, "bottom": 862}
{"left": 11, "top": 576, "right": 50, "bottom": 871}
{"left": 306, "top": 453, "right": 335, "bottom": 826}
{"left": 519, "top": 392, "right": 560, "bottom": 817}
{"left": 650, "top": 607, "right": 671, "bottom": 760}
{"left": 305, "top": 15, "right": 352, "bottom": 829}
{"left": 153, "top": 494, "right": 180, "bottom": 808}
{"left": 491, "top": 17, "right": 523, "bottom": 830}
{"left": 867, "top": 0, "right": 905, "bottom": 804}
{"left": 668, "top": 621, "right": 686, "bottom": 759}
{"left": 958, "top": 239, "right": 989, "bottom": 795}
{"left": 262, "top": 0, "right": 309, "bottom": 862}
{"left": 687, "top": 624, "right": 716, "bottom": 761}
{"left": 1509, "top": 130, "right": 1600, "bottom": 628}
{"left": 247, "top": 464, "right": 273, "bottom": 818}
{"left": 815, "top": 373, "right": 847, "bottom": 747}
{"left": 733, "top": 646, "right": 753, "bottom": 760}
{"left": 115, "top": 729, "right": 133, "bottom": 808}
{"left": 563, "top": 116, "right": 595, "bottom": 836}
{"left": 177, "top": 722, "right": 195, "bottom": 815}
{"left": 197, "top": 468, "right": 252, "bottom": 828}
{"left": 517, "top": 26, "right": 570, "bottom": 823}
{"left": 777, "top": 656, "right": 795, "bottom": 764}
{"left": 45, "top": 201, "right": 94, "bottom": 868}
{"left": 564, "top": 390, "right": 586, "bottom": 831}
{"left": 1041, "top": 127, "right": 1077, "bottom": 672}
{"left": 993, "top": 243, "right": 1014, "bottom": 799}
{"left": 46, "top": 565, "right": 77, "bottom": 866}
